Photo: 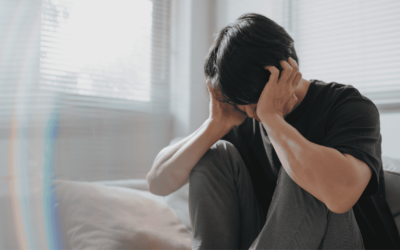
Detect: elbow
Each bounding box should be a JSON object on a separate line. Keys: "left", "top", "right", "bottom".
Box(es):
{"left": 146, "top": 172, "right": 172, "bottom": 196}
{"left": 325, "top": 191, "right": 357, "bottom": 214}
{"left": 327, "top": 202, "right": 353, "bottom": 214}
{"left": 146, "top": 172, "right": 161, "bottom": 196}
{"left": 323, "top": 173, "right": 365, "bottom": 214}
{"left": 146, "top": 173, "right": 155, "bottom": 194}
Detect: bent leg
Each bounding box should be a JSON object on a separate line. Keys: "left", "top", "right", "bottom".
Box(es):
{"left": 189, "top": 140, "right": 264, "bottom": 250}
{"left": 319, "top": 209, "right": 364, "bottom": 249}
{"left": 250, "top": 167, "right": 364, "bottom": 249}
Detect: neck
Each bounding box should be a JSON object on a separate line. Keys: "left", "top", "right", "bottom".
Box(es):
{"left": 294, "top": 78, "right": 311, "bottom": 107}
{"left": 285, "top": 78, "right": 311, "bottom": 116}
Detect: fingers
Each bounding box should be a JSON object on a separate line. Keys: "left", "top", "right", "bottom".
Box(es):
{"left": 279, "top": 59, "right": 293, "bottom": 84}
{"left": 286, "top": 57, "right": 299, "bottom": 85}
{"left": 276, "top": 58, "right": 302, "bottom": 90}
{"left": 293, "top": 70, "right": 302, "bottom": 88}
{"left": 265, "top": 66, "right": 279, "bottom": 84}
{"left": 287, "top": 58, "right": 302, "bottom": 89}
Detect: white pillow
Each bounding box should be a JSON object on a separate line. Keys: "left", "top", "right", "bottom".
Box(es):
{"left": 54, "top": 180, "right": 191, "bottom": 250}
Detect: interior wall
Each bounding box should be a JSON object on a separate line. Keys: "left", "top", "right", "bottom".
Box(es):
{"left": 169, "top": 0, "right": 192, "bottom": 138}
{"left": 53, "top": 108, "right": 172, "bottom": 181}
{"left": 169, "top": 0, "right": 215, "bottom": 138}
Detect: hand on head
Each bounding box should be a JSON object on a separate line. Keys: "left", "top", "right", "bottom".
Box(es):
{"left": 256, "top": 57, "right": 302, "bottom": 121}
{"left": 207, "top": 82, "right": 247, "bottom": 132}
{"left": 206, "top": 57, "right": 302, "bottom": 131}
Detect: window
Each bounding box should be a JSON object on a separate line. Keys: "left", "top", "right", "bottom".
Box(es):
{"left": 40, "top": 0, "right": 171, "bottom": 112}
{"left": 217, "top": 0, "right": 400, "bottom": 109}
{"left": 290, "top": 0, "right": 400, "bottom": 109}
{"left": 0, "top": 0, "right": 172, "bottom": 181}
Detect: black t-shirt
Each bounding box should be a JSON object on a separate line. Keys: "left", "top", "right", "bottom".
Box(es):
{"left": 222, "top": 79, "right": 400, "bottom": 249}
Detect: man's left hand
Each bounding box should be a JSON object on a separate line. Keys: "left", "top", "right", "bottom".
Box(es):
{"left": 256, "top": 57, "right": 303, "bottom": 121}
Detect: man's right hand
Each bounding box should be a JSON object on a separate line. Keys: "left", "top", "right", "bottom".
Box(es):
{"left": 207, "top": 82, "right": 247, "bottom": 135}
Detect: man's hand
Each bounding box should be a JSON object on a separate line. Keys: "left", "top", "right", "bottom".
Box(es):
{"left": 207, "top": 82, "right": 247, "bottom": 135}
{"left": 256, "top": 57, "right": 302, "bottom": 121}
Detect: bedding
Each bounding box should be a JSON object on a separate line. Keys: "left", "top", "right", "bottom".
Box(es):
{"left": 54, "top": 180, "right": 191, "bottom": 250}
{"left": 165, "top": 183, "right": 192, "bottom": 236}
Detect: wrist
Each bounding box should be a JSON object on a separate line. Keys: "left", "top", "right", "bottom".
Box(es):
{"left": 259, "top": 111, "right": 283, "bottom": 124}
{"left": 205, "top": 118, "right": 232, "bottom": 138}
{"left": 259, "top": 113, "right": 285, "bottom": 133}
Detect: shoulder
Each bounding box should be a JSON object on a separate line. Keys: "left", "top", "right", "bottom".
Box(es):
{"left": 311, "top": 79, "right": 368, "bottom": 101}
{"left": 311, "top": 79, "right": 380, "bottom": 120}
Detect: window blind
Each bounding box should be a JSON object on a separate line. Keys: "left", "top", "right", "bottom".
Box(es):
{"left": 40, "top": 0, "right": 171, "bottom": 113}
{"left": 291, "top": 0, "right": 400, "bottom": 107}
{"left": 1, "top": 0, "right": 171, "bottom": 128}
{"left": 216, "top": 0, "right": 400, "bottom": 108}
{"left": 1, "top": 0, "right": 172, "bottom": 182}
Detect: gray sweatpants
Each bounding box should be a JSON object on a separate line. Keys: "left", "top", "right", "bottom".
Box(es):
{"left": 189, "top": 140, "right": 364, "bottom": 250}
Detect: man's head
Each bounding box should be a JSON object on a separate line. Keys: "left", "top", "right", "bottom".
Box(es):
{"left": 204, "top": 13, "right": 298, "bottom": 107}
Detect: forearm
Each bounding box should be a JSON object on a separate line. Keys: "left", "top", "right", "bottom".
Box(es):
{"left": 151, "top": 122, "right": 207, "bottom": 169}
{"left": 261, "top": 113, "right": 366, "bottom": 213}
{"left": 147, "top": 119, "right": 228, "bottom": 196}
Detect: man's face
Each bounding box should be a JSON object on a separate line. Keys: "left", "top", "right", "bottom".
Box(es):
{"left": 235, "top": 104, "right": 261, "bottom": 122}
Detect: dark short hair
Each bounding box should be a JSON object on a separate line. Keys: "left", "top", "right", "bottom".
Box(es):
{"left": 204, "top": 13, "right": 298, "bottom": 105}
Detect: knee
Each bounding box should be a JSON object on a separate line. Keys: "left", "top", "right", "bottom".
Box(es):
{"left": 191, "top": 140, "right": 242, "bottom": 178}
{"left": 210, "top": 140, "right": 240, "bottom": 159}
{"left": 196, "top": 140, "right": 239, "bottom": 167}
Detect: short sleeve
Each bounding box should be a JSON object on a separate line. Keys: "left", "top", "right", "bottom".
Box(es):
{"left": 323, "top": 97, "right": 382, "bottom": 197}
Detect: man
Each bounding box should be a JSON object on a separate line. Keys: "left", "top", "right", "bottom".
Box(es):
{"left": 147, "top": 13, "right": 400, "bottom": 249}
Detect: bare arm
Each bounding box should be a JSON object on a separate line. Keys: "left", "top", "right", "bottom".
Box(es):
{"left": 151, "top": 122, "right": 207, "bottom": 170}
{"left": 146, "top": 83, "right": 247, "bottom": 196}
{"left": 257, "top": 58, "right": 371, "bottom": 214}
{"left": 261, "top": 113, "right": 371, "bottom": 214}
{"left": 146, "top": 119, "right": 227, "bottom": 196}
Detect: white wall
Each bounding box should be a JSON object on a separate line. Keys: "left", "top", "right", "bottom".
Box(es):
{"left": 169, "top": 0, "right": 215, "bottom": 138}
{"left": 53, "top": 108, "right": 172, "bottom": 181}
